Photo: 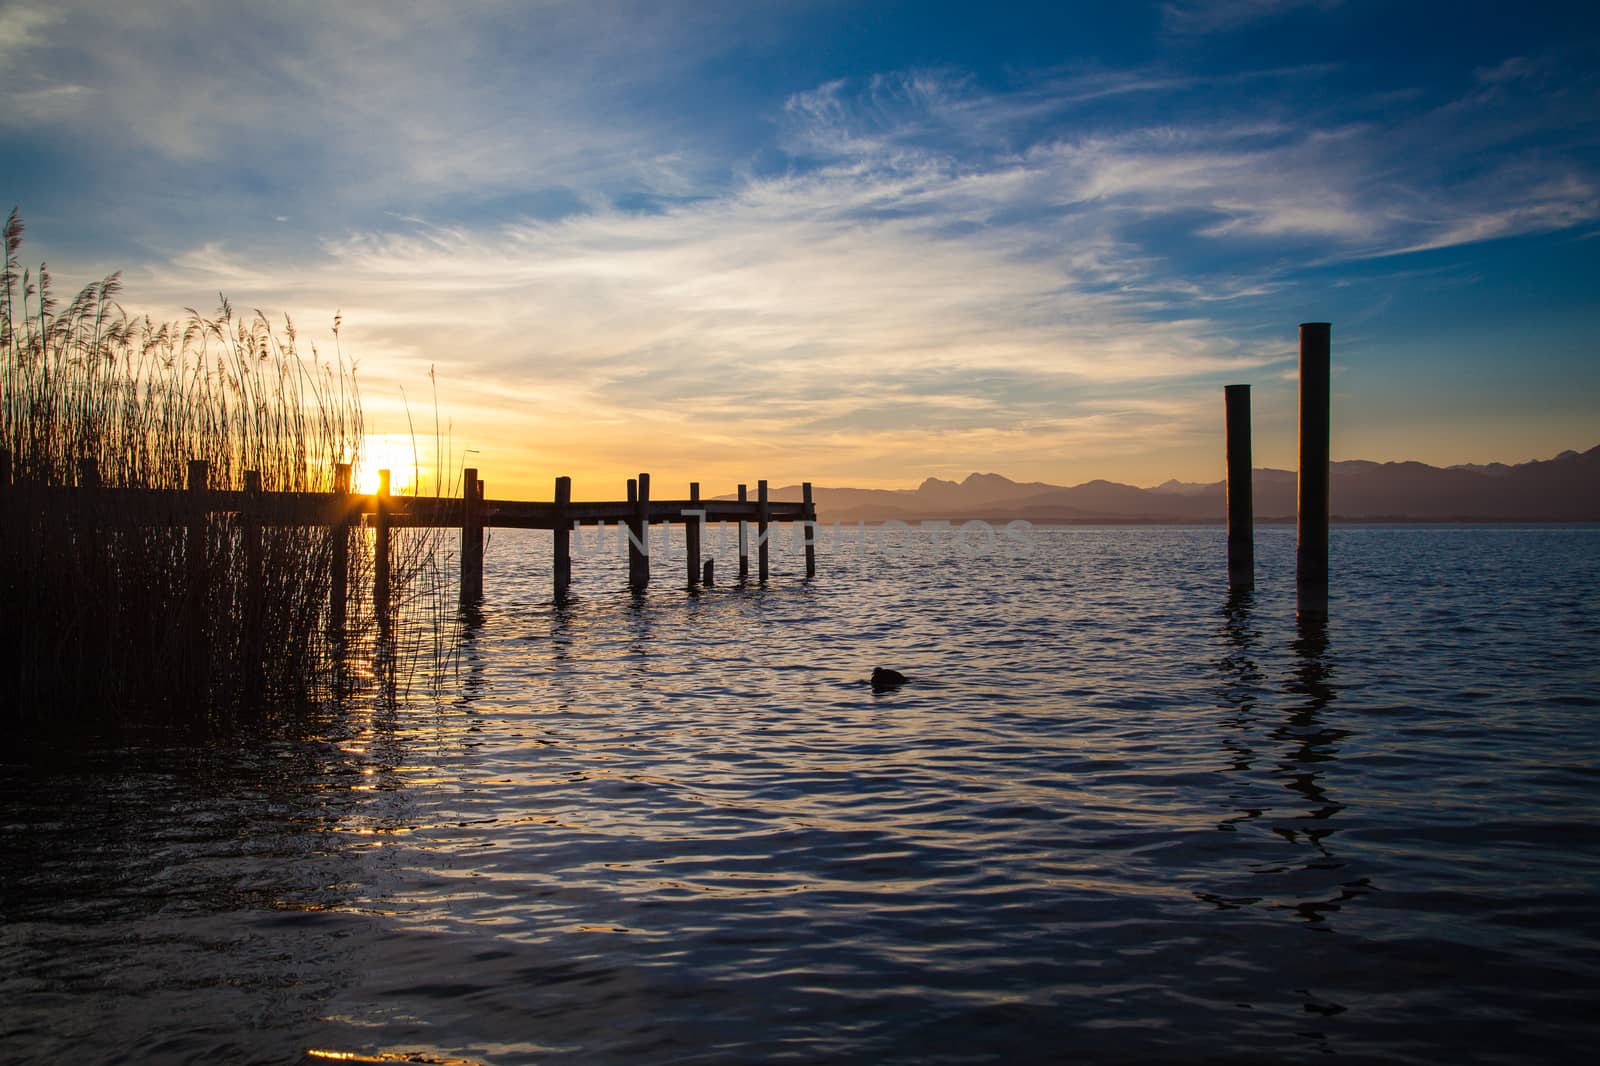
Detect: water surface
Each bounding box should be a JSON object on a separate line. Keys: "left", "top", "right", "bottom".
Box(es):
{"left": 4, "top": 524, "right": 1598, "bottom": 1063}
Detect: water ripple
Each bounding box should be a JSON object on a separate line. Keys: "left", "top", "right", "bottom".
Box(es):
{"left": 4, "top": 525, "right": 1599, "bottom": 1063}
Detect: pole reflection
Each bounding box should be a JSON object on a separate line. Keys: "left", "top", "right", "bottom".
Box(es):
{"left": 1202, "top": 599, "right": 1372, "bottom": 928}
{"left": 1269, "top": 614, "right": 1372, "bottom": 926}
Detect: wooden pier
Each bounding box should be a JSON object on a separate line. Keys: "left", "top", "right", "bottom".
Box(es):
{"left": 0, "top": 455, "right": 820, "bottom": 629}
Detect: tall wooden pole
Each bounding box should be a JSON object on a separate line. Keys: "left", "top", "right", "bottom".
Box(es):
{"left": 553, "top": 475, "right": 572, "bottom": 603}
{"left": 331, "top": 463, "right": 350, "bottom": 640}
{"left": 629, "top": 472, "right": 650, "bottom": 590}
{"left": 757, "top": 479, "right": 770, "bottom": 583}
{"left": 461, "top": 466, "right": 483, "bottom": 604}
{"left": 1225, "top": 384, "right": 1254, "bottom": 593}
{"left": 242, "top": 470, "right": 263, "bottom": 697}
{"left": 375, "top": 469, "right": 392, "bottom": 632}
{"left": 802, "top": 481, "right": 816, "bottom": 578}
{"left": 187, "top": 459, "right": 210, "bottom": 685}
{"left": 685, "top": 481, "right": 702, "bottom": 589}
{"left": 1297, "top": 323, "right": 1331, "bottom": 619}
{"left": 737, "top": 483, "right": 749, "bottom": 582}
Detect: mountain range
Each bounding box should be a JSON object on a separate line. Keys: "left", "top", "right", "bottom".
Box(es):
{"left": 763, "top": 444, "right": 1600, "bottom": 524}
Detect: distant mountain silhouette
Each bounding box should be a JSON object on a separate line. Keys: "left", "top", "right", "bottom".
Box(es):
{"left": 763, "top": 444, "right": 1599, "bottom": 523}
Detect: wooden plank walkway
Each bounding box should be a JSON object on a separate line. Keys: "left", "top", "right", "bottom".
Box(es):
{"left": 0, "top": 454, "right": 818, "bottom": 620}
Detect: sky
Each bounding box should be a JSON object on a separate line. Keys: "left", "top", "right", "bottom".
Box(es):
{"left": 4, "top": 0, "right": 1598, "bottom": 496}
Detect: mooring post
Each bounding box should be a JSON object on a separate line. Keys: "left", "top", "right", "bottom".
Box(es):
{"left": 331, "top": 463, "right": 351, "bottom": 640}
{"left": 757, "top": 479, "right": 770, "bottom": 583}
{"left": 737, "top": 483, "right": 749, "bottom": 582}
{"left": 187, "top": 459, "right": 210, "bottom": 681}
{"left": 461, "top": 466, "right": 483, "bottom": 604}
{"left": 243, "top": 470, "right": 264, "bottom": 691}
{"left": 77, "top": 458, "right": 101, "bottom": 530}
{"left": 802, "top": 481, "right": 816, "bottom": 578}
{"left": 0, "top": 450, "right": 10, "bottom": 547}
{"left": 76, "top": 458, "right": 102, "bottom": 578}
{"left": 686, "top": 481, "right": 702, "bottom": 589}
{"left": 1297, "top": 323, "right": 1331, "bottom": 619}
{"left": 553, "top": 475, "right": 572, "bottom": 603}
{"left": 1225, "top": 384, "right": 1254, "bottom": 592}
{"left": 187, "top": 459, "right": 209, "bottom": 596}
{"left": 375, "top": 468, "right": 392, "bottom": 631}
{"left": 628, "top": 473, "right": 650, "bottom": 590}
{"left": 627, "top": 477, "right": 639, "bottom": 582}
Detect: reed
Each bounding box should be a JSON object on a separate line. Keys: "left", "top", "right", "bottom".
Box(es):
{"left": 0, "top": 210, "right": 454, "bottom": 737}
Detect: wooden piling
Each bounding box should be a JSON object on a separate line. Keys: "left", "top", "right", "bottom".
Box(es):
{"left": 629, "top": 472, "right": 651, "bottom": 590}
{"left": 702, "top": 558, "right": 715, "bottom": 585}
{"left": 187, "top": 460, "right": 209, "bottom": 598}
{"left": 1225, "top": 384, "right": 1254, "bottom": 592}
{"left": 737, "top": 483, "right": 749, "bottom": 582}
{"left": 553, "top": 475, "right": 572, "bottom": 603}
{"left": 0, "top": 449, "right": 8, "bottom": 564}
{"left": 685, "top": 481, "right": 702, "bottom": 589}
{"left": 242, "top": 470, "right": 263, "bottom": 691}
{"left": 330, "top": 463, "right": 350, "bottom": 640}
{"left": 76, "top": 459, "right": 102, "bottom": 578}
{"left": 375, "top": 469, "right": 392, "bottom": 631}
{"left": 461, "top": 466, "right": 484, "bottom": 604}
{"left": 757, "top": 479, "right": 770, "bottom": 583}
{"left": 1297, "top": 323, "right": 1331, "bottom": 619}
{"left": 187, "top": 459, "right": 210, "bottom": 679}
{"left": 0, "top": 450, "right": 9, "bottom": 551}
{"left": 802, "top": 481, "right": 816, "bottom": 578}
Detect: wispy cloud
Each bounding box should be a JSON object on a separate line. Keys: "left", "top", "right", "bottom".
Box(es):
{"left": 9, "top": 4, "right": 1599, "bottom": 487}
{"left": 1162, "top": 0, "right": 1344, "bottom": 36}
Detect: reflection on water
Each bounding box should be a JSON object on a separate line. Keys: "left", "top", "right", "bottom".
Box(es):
{"left": 4, "top": 525, "right": 1600, "bottom": 1064}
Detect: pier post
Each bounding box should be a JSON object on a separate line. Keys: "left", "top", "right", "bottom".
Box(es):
{"left": 737, "top": 483, "right": 749, "bottom": 582}
{"left": 461, "top": 466, "right": 483, "bottom": 604}
{"left": 553, "top": 475, "right": 572, "bottom": 603}
{"left": 331, "top": 463, "right": 351, "bottom": 640}
{"left": 1225, "top": 384, "right": 1254, "bottom": 592}
{"left": 187, "top": 459, "right": 209, "bottom": 591}
{"left": 802, "top": 481, "right": 816, "bottom": 578}
{"left": 757, "top": 479, "right": 770, "bottom": 583}
{"left": 76, "top": 458, "right": 102, "bottom": 580}
{"left": 242, "top": 470, "right": 263, "bottom": 694}
{"left": 1297, "top": 323, "right": 1331, "bottom": 620}
{"left": 0, "top": 450, "right": 10, "bottom": 555}
{"left": 686, "top": 481, "right": 702, "bottom": 589}
{"left": 375, "top": 469, "right": 392, "bottom": 631}
{"left": 187, "top": 459, "right": 210, "bottom": 683}
{"left": 628, "top": 473, "right": 651, "bottom": 590}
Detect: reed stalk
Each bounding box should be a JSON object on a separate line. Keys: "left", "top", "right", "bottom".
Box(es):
{"left": 0, "top": 210, "right": 455, "bottom": 738}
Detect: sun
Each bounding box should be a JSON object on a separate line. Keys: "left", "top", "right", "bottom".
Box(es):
{"left": 354, "top": 434, "right": 423, "bottom": 496}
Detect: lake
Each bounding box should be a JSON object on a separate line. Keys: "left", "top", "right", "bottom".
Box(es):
{"left": 3, "top": 523, "right": 1598, "bottom": 1064}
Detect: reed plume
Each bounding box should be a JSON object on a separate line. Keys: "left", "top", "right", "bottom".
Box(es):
{"left": 0, "top": 209, "right": 453, "bottom": 739}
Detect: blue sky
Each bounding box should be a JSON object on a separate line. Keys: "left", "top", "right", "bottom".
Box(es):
{"left": 4, "top": 0, "right": 1597, "bottom": 493}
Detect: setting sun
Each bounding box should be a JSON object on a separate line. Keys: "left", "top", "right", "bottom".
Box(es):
{"left": 354, "top": 434, "right": 429, "bottom": 496}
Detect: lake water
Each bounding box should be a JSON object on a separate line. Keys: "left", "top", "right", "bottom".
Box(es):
{"left": 3, "top": 523, "right": 1599, "bottom": 1064}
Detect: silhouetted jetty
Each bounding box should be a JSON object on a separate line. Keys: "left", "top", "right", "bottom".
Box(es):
{"left": 0, "top": 457, "right": 819, "bottom": 629}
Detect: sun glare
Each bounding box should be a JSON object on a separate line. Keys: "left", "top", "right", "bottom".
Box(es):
{"left": 355, "top": 435, "right": 424, "bottom": 496}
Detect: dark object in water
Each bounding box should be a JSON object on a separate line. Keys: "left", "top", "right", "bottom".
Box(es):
{"left": 703, "top": 559, "right": 715, "bottom": 585}
{"left": 872, "top": 667, "right": 908, "bottom": 691}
